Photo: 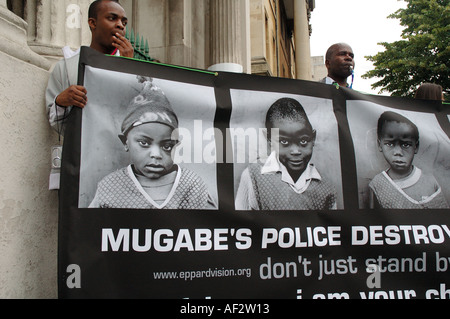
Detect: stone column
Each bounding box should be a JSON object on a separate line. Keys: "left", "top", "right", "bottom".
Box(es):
{"left": 293, "top": 0, "right": 312, "bottom": 80}
{"left": 0, "top": 0, "right": 50, "bottom": 69}
{"left": 26, "top": 0, "right": 93, "bottom": 63}
{"left": 208, "top": 0, "right": 249, "bottom": 73}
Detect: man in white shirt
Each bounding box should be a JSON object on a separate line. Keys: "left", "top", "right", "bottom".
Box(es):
{"left": 46, "top": 0, "right": 133, "bottom": 130}
{"left": 45, "top": 0, "right": 134, "bottom": 189}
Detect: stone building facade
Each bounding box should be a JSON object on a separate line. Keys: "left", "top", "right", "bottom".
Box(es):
{"left": 0, "top": 0, "right": 314, "bottom": 298}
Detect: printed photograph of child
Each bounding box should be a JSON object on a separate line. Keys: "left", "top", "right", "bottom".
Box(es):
{"left": 347, "top": 101, "right": 450, "bottom": 209}
{"left": 369, "top": 111, "right": 448, "bottom": 209}
{"left": 89, "top": 77, "right": 216, "bottom": 209}
{"left": 230, "top": 91, "right": 343, "bottom": 211}
{"left": 78, "top": 67, "right": 218, "bottom": 210}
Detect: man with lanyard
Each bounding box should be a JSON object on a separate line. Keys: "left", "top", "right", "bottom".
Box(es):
{"left": 46, "top": 0, "right": 134, "bottom": 189}
{"left": 319, "top": 43, "right": 355, "bottom": 89}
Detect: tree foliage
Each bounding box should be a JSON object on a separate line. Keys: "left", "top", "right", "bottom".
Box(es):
{"left": 363, "top": 0, "right": 449, "bottom": 99}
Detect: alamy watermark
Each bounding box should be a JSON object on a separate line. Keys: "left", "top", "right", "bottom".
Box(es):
{"left": 172, "top": 120, "right": 279, "bottom": 164}
{"left": 366, "top": 264, "right": 381, "bottom": 289}
{"left": 66, "top": 264, "right": 81, "bottom": 289}
{"left": 66, "top": 4, "right": 82, "bottom": 29}
{"left": 171, "top": 122, "right": 279, "bottom": 165}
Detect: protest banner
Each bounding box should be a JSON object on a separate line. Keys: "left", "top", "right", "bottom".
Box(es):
{"left": 58, "top": 47, "right": 450, "bottom": 300}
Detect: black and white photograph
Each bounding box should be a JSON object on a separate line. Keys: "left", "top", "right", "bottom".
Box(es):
{"left": 78, "top": 66, "right": 218, "bottom": 210}
{"left": 230, "top": 90, "right": 344, "bottom": 211}
{"left": 347, "top": 101, "right": 450, "bottom": 209}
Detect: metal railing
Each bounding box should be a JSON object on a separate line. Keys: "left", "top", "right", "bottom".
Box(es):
{"left": 125, "top": 27, "right": 154, "bottom": 62}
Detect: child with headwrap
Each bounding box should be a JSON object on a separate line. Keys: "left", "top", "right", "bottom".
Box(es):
{"left": 90, "top": 77, "right": 217, "bottom": 210}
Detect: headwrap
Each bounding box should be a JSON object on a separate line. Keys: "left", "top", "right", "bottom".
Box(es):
{"left": 120, "top": 76, "right": 178, "bottom": 137}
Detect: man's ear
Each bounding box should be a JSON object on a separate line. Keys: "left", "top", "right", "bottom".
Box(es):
{"left": 312, "top": 129, "right": 317, "bottom": 145}
{"left": 88, "top": 18, "right": 96, "bottom": 31}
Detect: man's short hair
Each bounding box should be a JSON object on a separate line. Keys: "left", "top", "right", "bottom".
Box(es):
{"left": 88, "top": 0, "right": 120, "bottom": 19}
{"left": 325, "top": 43, "right": 352, "bottom": 61}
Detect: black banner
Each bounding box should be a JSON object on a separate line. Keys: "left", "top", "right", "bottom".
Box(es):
{"left": 58, "top": 47, "right": 450, "bottom": 300}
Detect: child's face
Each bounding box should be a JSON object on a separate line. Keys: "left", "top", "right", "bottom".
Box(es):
{"left": 269, "top": 119, "right": 316, "bottom": 179}
{"left": 378, "top": 121, "right": 418, "bottom": 178}
{"left": 125, "top": 123, "right": 178, "bottom": 179}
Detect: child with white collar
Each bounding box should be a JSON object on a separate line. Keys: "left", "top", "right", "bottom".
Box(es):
{"left": 235, "top": 98, "right": 337, "bottom": 211}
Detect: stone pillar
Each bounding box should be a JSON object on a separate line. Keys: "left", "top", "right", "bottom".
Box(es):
{"left": 0, "top": 0, "right": 59, "bottom": 299}
{"left": 0, "top": 0, "right": 50, "bottom": 69}
{"left": 293, "top": 0, "right": 312, "bottom": 80}
{"left": 26, "top": 0, "right": 93, "bottom": 63}
{"left": 208, "top": 0, "right": 249, "bottom": 73}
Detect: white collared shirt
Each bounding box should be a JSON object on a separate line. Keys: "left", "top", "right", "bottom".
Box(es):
{"left": 323, "top": 76, "right": 351, "bottom": 88}
{"left": 261, "top": 151, "right": 322, "bottom": 194}
{"left": 235, "top": 151, "right": 322, "bottom": 210}
{"left": 323, "top": 76, "right": 336, "bottom": 85}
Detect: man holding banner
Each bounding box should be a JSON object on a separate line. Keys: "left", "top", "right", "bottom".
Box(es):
{"left": 46, "top": 0, "right": 133, "bottom": 132}
{"left": 45, "top": 0, "right": 134, "bottom": 190}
